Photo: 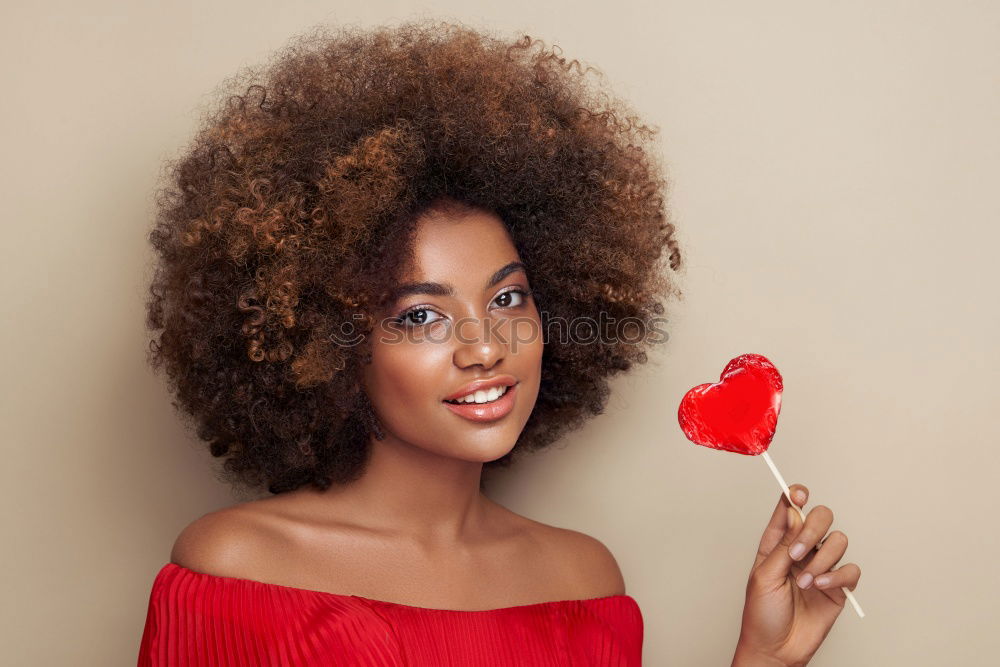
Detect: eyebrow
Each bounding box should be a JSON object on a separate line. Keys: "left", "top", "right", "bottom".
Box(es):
{"left": 389, "top": 261, "right": 528, "bottom": 302}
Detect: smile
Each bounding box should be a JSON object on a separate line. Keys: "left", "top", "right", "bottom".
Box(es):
{"left": 442, "top": 383, "right": 518, "bottom": 422}
{"left": 444, "top": 385, "right": 510, "bottom": 404}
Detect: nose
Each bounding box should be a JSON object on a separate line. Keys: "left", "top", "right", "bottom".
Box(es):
{"left": 452, "top": 315, "right": 507, "bottom": 369}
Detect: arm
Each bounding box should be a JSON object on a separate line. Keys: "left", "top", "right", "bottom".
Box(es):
{"left": 732, "top": 646, "right": 790, "bottom": 667}
{"left": 139, "top": 510, "right": 259, "bottom": 666}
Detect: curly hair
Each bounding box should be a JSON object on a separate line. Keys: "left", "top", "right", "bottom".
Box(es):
{"left": 144, "top": 20, "right": 684, "bottom": 495}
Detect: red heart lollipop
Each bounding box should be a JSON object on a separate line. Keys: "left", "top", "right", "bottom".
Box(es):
{"left": 675, "top": 353, "right": 866, "bottom": 618}
{"left": 677, "top": 353, "right": 783, "bottom": 455}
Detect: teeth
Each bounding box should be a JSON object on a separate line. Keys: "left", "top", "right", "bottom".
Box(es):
{"left": 449, "top": 385, "right": 509, "bottom": 404}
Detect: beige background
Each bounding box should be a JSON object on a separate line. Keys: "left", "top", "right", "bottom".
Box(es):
{"left": 3, "top": 1, "right": 997, "bottom": 664}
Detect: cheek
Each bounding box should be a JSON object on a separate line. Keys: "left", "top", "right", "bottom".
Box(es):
{"left": 507, "top": 311, "right": 544, "bottom": 366}
{"left": 367, "top": 336, "right": 452, "bottom": 414}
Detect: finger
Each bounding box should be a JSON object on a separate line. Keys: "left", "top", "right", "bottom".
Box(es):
{"left": 755, "top": 483, "right": 809, "bottom": 563}
{"left": 753, "top": 493, "right": 814, "bottom": 586}
{"left": 788, "top": 505, "right": 834, "bottom": 563}
{"left": 793, "top": 530, "right": 848, "bottom": 590}
{"left": 790, "top": 483, "right": 809, "bottom": 509}
{"left": 813, "top": 562, "right": 862, "bottom": 596}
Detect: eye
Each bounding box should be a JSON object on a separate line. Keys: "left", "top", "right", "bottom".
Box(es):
{"left": 394, "top": 306, "right": 444, "bottom": 328}
{"left": 392, "top": 288, "right": 533, "bottom": 329}
{"left": 494, "top": 287, "right": 532, "bottom": 309}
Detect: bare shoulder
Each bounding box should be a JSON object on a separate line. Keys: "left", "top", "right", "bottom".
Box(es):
{"left": 484, "top": 499, "right": 627, "bottom": 598}
{"left": 516, "top": 514, "right": 627, "bottom": 599}
{"left": 169, "top": 501, "right": 285, "bottom": 579}
{"left": 552, "top": 525, "right": 627, "bottom": 597}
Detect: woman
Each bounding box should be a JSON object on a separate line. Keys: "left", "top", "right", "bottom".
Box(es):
{"left": 138, "top": 20, "right": 860, "bottom": 666}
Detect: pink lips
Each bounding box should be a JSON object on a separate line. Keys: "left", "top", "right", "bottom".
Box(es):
{"left": 442, "top": 383, "right": 518, "bottom": 422}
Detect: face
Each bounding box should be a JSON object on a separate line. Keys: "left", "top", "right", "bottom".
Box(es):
{"left": 361, "top": 204, "right": 544, "bottom": 463}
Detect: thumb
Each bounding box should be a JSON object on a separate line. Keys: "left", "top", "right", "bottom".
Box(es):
{"left": 755, "top": 505, "right": 805, "bottom": 584}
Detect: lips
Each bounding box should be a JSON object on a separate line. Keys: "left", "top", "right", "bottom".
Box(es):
{"left": 442, "top": 382, "right": 518, "bottom": 422}
{"left": 442, "top": 375, "right": 518, "bottom": 402}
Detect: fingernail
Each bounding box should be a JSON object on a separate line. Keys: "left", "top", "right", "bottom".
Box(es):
{"left": 789, "top": 542, "right": 806, "bottom": 560}
{"left": 797, "top": 572, "right": 814, "bottom": 589}
{"left": 814, "top": 575, "right": 830, "bottom": 588}
{"left": 794, "top": 490, "right": 805, "bottom": 504}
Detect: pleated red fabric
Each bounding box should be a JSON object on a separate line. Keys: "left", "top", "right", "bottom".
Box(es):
{"left": 137, "top": 563, "right": 643, "bottom": 666}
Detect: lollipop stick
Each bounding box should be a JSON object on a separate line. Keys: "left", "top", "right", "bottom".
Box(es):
{"left": 759, "top": 451, "right": 866, "bottom": 618}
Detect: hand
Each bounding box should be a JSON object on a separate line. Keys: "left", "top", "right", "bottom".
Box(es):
{"left": 731, "top": 483, "right": 862, "bottom": 667}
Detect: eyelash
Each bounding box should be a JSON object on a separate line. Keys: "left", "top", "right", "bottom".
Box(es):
{"left": 392, "top": 287, "right": 534, "bottom": 327}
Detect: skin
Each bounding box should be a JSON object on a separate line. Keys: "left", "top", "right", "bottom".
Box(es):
{"left": 172, "top": 202, "right": 861, "bottom": 655}
{"left": 171, "top": 203, "right": 625, "bottom": 611}
{"left": 732, "top": 483, "right": 863, "bottom": 666}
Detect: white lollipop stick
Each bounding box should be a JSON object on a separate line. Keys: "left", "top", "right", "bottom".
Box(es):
{"left": 760, "top": 450, "right": 865, "bottom": 618}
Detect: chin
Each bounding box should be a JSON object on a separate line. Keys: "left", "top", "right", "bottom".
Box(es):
{"left": 443, "top": 433, "right": 519, "bottom": 463}
{"left": 472, "top": 443, "right": 517, "bottom": 463}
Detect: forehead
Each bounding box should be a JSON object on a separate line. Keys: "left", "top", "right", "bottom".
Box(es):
{"left": 403, "top": 207, "right": 521, "bottom": 280}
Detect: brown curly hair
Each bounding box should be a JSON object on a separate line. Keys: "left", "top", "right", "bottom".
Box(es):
{"left": 144, "top": 20, "right": 684, "bottom": 495}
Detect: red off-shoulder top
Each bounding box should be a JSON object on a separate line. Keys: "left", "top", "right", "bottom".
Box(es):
{"left": 136, "top": 563, "right": 643, "bottom": 666}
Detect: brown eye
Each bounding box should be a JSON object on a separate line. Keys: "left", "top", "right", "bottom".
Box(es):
{"left": 394, "top": 306, "right": 443, "bottom": 328}
{"left": 494, "top": 288, "right": 531, "bottom": 309}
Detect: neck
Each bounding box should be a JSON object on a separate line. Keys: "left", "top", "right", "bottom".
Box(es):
{"left": 311, "top": 433, "right": 492, "bottom": 547}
